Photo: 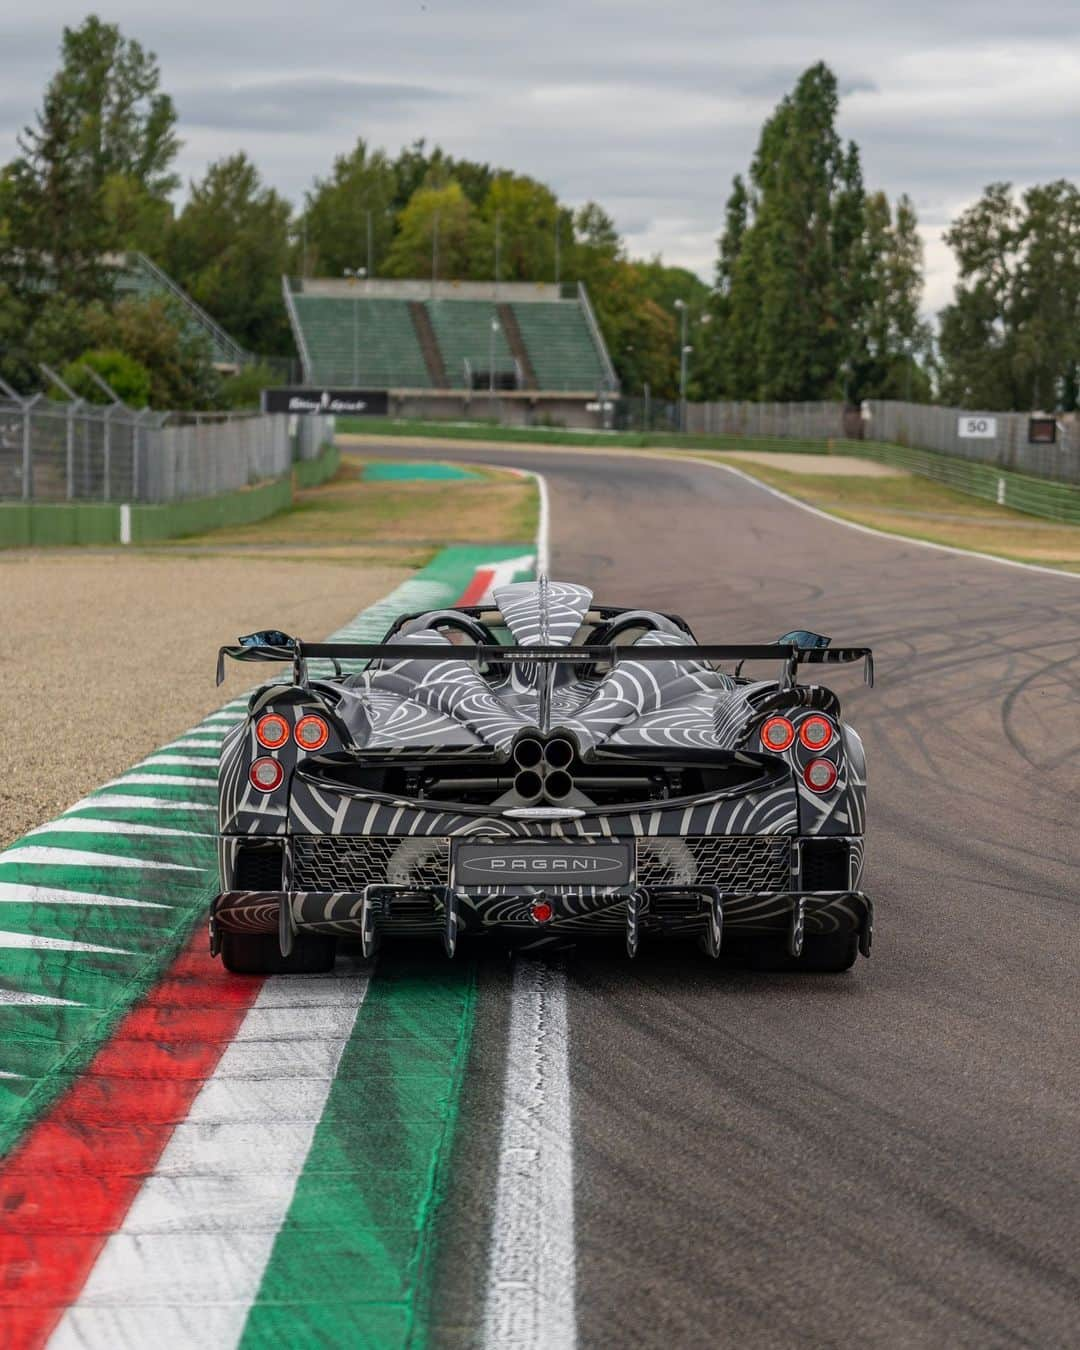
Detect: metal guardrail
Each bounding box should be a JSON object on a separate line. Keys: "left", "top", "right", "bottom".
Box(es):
{"left": 0, "top": 396, "right": 334, "bottom": 504}
{"left": 838, "top": 439, "right": 1080, "bottom": 526}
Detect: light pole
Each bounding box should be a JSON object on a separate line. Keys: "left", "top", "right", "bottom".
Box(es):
{"left": 489, "top": 316, "right": 499, "bottom": 400}
{"left": 674, "top": 299, "right": 689, "bottom": 431}
{"left": 343, "top": 267, "right": 366, "bottom": 385}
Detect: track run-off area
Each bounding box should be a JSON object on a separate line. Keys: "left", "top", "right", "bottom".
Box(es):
{"left": 1, "top": 441, "right": 1078, "bottom": 1348}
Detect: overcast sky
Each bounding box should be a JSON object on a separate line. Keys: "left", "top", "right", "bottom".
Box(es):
{"left": 3, "top": 3, "right": 1079, "bottom": 316}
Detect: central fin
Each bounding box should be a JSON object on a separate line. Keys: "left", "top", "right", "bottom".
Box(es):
{"left": 493, "top": 579, "right": 593, "bottom": 647}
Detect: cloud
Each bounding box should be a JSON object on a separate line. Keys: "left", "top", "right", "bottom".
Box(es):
{"left": 178, "top": 75, "right": 459, "bottom": 134}
{"left": 1, "top": 1, "right": 1079, "bottom": 316}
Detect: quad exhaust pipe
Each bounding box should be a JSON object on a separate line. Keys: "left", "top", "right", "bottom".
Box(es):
{"left": 512, "top": 736, "right": 578, "bottom": 802}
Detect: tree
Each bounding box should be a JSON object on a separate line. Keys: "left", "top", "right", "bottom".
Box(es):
{"left": 1, "top": 15, "right": 179, "bottom": 319}
{"left": 301, "top": 138, "right": 397, "bottom": 278}
{"left": 382, "top": 181, "right": 482, "bottom": 280}
{"left": 83, "top": 296, "right": 220, "bottom": 408}
{"left": 481, "top": 173, "right": 560, "bottom": 282}
{"left": 165, "top": 154, "right": 292, "bottom": 354}
{"left": 937, "top": 181, "right": 1080, "bottom": 410}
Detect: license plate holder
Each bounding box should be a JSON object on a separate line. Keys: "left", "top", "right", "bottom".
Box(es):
{"left": 452, "top": 839, "right": 634, "bottom": 889}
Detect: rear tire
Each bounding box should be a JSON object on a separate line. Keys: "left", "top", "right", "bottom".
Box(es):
{"left": 221, "top": 931, "right": 336, "bottom": 975}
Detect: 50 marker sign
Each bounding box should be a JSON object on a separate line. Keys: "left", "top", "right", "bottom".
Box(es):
{"left": 957, "top": 415, "right": 998, "bottom": 439}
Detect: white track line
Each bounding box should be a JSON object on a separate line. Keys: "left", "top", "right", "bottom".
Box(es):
{"left": 49, "top": 969, "right": 369, "bottom": 1350}
{"left": 484, "top": 962, "right": 576, "bottom": 1350}
{"left": 483, "top": 466, "right": 575, "bottom": 1350}
{"left": 68, "top": 795, "right": 214, "bottom": 813}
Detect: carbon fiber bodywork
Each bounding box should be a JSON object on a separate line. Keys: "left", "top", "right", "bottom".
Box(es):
{"left": 214, "top": 580, "right": 872, "bottom": 960}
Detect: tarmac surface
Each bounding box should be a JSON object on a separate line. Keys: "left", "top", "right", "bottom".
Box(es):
{"left": 361, "top": 441, "right": 1080, "bottom": 1349}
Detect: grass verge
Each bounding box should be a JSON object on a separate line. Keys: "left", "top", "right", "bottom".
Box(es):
{"left": 147, "top": 455, "right": 538, "bottom": 564}
{"left": 706, "top": 454, "right": 1080, "bottom": 573}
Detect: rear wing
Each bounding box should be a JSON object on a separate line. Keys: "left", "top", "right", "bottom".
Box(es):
{"left": 217, "top": 639, "right": 874, "bottom": 690}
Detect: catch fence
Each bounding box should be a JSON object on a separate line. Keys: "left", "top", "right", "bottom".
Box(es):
{"left": 0, "top": 398, "right": 333, "bottom": 504}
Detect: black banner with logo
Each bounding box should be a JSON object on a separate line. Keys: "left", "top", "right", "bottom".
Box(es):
{"left": 262, "top": 388, "right": 390, "bottom": 416}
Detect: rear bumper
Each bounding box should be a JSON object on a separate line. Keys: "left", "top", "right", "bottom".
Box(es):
{"left": 211, "top": 885, "right": 873, "bottom": 960}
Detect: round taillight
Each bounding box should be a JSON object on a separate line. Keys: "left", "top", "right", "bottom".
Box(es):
{"left": 256, "top": 713, "right": 289, "bottom": 749}
{"left": 295, "top": 715, "right": 329, "bottom": 751}
{"left": 250, "top": 757, "right": 284, "bottom": 792}
{"left": 761, "top": 716, "right": 795, "bottom": 752}
{"left": 799, "top": 715, "right": 834, "bottom": 751}
{"left": 530, "top": 901, "right": 554, "bottom": 924}
{"left": 804, "top": 759, "right": 838, "bottom": 793}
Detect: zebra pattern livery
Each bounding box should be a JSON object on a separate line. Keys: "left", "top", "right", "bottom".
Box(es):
{"left": 216, "top": 578, "right": 873, "bottom": 956}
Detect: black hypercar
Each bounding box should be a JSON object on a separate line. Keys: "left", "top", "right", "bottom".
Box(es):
{"left": 211, "top": 580, "right": 874, "bottom": 974}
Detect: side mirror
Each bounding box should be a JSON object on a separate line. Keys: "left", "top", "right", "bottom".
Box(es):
{"left": 776, "top": 629, "right": 831, "bottom": 649}
{"left": 239, "top": 629, "right": 296, "bottom": 649}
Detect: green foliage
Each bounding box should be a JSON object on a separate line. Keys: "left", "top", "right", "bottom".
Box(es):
{"left": 699, "top": 63, "right": 933, "bottom": 405}
{"left": 482, "top": 173, "right": 560, "bottom": 282}
{"left": 217, "top": 362, "right": 278, "bottom": 410}
{"left": 300, "top": 138, "right": 396, "bottom": 277}
{"left": 60, "top": 348, "right": 152, "bottom": 405}
{"left": 938, "top": 180, "right": 1080, "bottom": 410}
{"left": 382, "top": 181, "right": 483, "bottom": 280}
{"left": 83, "top": 296, "right": 220, "bottom": 409}
{"left": 164, "top": 153, "right": 291, "bottom": 354}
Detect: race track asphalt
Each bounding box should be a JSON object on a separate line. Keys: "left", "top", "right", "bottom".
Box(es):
{"left": 359, "top": 441, "right": 1080, "bottom": 1349}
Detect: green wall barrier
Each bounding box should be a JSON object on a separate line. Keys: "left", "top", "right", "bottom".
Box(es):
{"left": 130, "top": 475, "right": 293, "bottom": 543}
{"left": 0, "top": 441, "right": 344, "bottom": 548}
{"left": 0, "top": 503, "right": 121, "bottom": 547}
{"left": 293, "top": 441, "right": 340, "bottom": 488}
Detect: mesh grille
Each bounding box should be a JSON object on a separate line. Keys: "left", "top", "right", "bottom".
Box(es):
{"left": 635, "top": 836, "right": 791, "bottom": 892}
{"left": 291, "top": 834, "right": 791, "bottom": 894}
{"left": 292, "top": 836, "right": 449, "bottom": 891}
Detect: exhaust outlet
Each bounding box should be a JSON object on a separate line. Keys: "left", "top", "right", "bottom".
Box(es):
{"left": 513, "top": 738, "right": 545, "bottom": 769}
{"left": 544, "top": 769, "right": 574, "bottom": 801}
{"left": 514, "top": 769, "right": 544, "bottom": 801}
{"left": 544, "top": 738, "right": 575, "bottom": 770}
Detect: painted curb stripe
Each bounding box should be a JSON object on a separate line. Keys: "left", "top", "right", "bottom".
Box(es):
{"left": 0, "top": 538, "right": 541, "bottom": 1347}
{"left": 46, "top": 967, "right": 368, "bottom": 1350}
{"left": 0, "top": 933, "right": 264, "bottom": 1350}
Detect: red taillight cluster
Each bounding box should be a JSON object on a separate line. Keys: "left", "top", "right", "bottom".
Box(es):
{"left": 803, "top": 759, "right": 838, "bottom": 793}
{"left": 799, "top": 715, "right": 833, "bottom": 750}
{"left": 249, "top": 757, "right": 283, "bottom": 792}
{"left": 249, "top": 711, "right": 330, "bottom": 792}
{"left": 256, "top": 714, "right": 289, "bottom": 749}
{"left": 295, "top": 715, "right": 329, "bottom": 751}
{"left": 760, "top": 716, "right": 795, "bottom": 751}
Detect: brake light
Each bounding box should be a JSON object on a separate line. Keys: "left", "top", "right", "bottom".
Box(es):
{"left": 295, "top": 715, "right": 329, "bottom": 751}
{"left": 804, "top": 759, "right": 838, "bottom": 793}
{"left": 250, "top": 757, "right": 284, "bottom": 792}
{"left": 761, "top": 716, "right": 795, "bottom": 752}
{"left": 799, "top": 715, "right": 834, "bottom": 751}
{"left": 530, "top": 901, "right": 554, "bottom": 924}
{"left": 256, "top": 713, "right": 289, "bottom": 749}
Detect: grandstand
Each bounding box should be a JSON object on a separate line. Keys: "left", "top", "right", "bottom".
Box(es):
{"left": 283, "top": 279, "right": 617, "bottom": 403}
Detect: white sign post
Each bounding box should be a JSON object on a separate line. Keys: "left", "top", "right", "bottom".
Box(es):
{"left": 958, "top": 416, "right": 997, "bottom": 439}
